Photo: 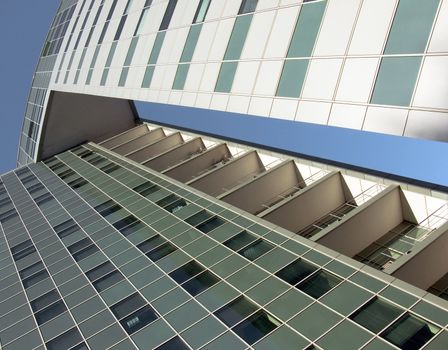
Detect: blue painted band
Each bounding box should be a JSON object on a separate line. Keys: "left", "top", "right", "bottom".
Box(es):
{"left": 134, "top": 100, "right": 448, "bottom": 191}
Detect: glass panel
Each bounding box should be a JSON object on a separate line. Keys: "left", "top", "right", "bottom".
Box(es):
{"left": 298, "top": 270, "right": 341, "bottom": 299}
{"left": 172, "top": 64, "right": 190, "bottom": 90}
{"left": 224, "top": 15, "right": 253, "bottom": 60}
{"left": 350, "top": 298, "right": 403, "bottom": 334}
{"left": 232, "top": 310, "right": 280, "bottom": 345}
{"left": 215, "top": 62, "right": 238, "bottom": 93}
{"left": 185, "top": 210, "right": 213, "bottom": 226}
{"left": 169, "top": 260, "right": 204, "bottom": 284}
{"left": 276, "top": 59, "right": 309, "bottom": 97}
{"left": 239, "top": 0, "right": 258, "bottom": 14}
{"left": 86, "top": 262, "right": 116, "bottom": 281}
{"left": 181, "top": 270, "right": 219, "bottom": 296}
{"left": 147, "top": 242, "right": 177, "bottom": 261}
{"left": 180, "top": 24, "right": 202, "bottom": 62}
{"left": 275, "top": 259, "right": 317, "bottom": 286}
{"left": 120, "top": 305, "right": 158, "bottom": 334}
{"left": 72, "top": 244, "right": 99, "bottom": 261}
{"left": 138, "top": 235, "right": 166, "bottom": 254}
{"left": 155, "top": 336, "right": 189, "bottom": 350}
{"left": 224, "top": 231, "right": 257, "bottom": 251}
{"left": 31, "top": 290, "right": 60, "bottom": 312}
{"left": 214, "top": 296, "right": 258, "bottom": 327}
{"left": 381, "top": 313, "right": 440, "bottom": 350}
{"left": 238, "top": 239, "right": 273, "bottom": 261}
{"left": 193, "top": 0, "right": 211, "bottom": 23}
{"left": 133, "top": 182, "right": 160, "bottom": 197}
{"left": 135, "top": 8, "right": 150, "bottom": 36}
{"left": 111, "top": 293, "right": 146, "bottom": 319}
{"left": 46, "top": 328, "right": 83, "bottom": 350}
{"left": 93, "top": 270, "right": 125, "bottom": 292}
{"left": 196, "top": 216, "right": 225, "bottom": 233}
{"left": 385, "top": 0, "right": 440, "bottom": 54}
{"left": 371, "top": 56, "right": 422, "bottom": 107}
{"left": 159, "top": 0, "right": 178, "bottom": 31}
{"left": 287, "top": 0, "right": 327, "bottom": 57}
{"left": 35, "top": 300, "right": 67, "bottom": 325}
{"left": 23, "top": 269, "right": 49, "bottom": 288}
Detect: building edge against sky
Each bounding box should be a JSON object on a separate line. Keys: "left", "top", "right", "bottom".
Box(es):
{"left": 3, "top": 0, "right": 448, "bottom": 349}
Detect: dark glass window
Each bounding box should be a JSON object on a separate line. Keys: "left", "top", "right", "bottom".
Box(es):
{"left": 54, "top": 219, "right": 80, "bottom": 238}
{"left": 72, "top": 244, "right": 99, "bottom": 262}
{"left": 156, "top": 194, "right": 179, "bottom": 208}
{"left": 93, "top": 270, "right": 124, "bottom": 291}
{"left": 215, "top": 296, "right": 258, "bottom": 327}
{"left": 45, "top": 328, "right": 83, "bottom": 350}
{"left": 275, "top": 259, "right": 317, "bottom": 286}
{"left": 146, "top": 242, "right": 177, "bottom": 261}
{"left": 120, "top": 305, "right": 158, "bottom": 334}
{"left": 31, "top": 290, "right": 60, "bottom": 312}
{"left": 164, "top": 198, "right": 187, "bottom": 213}
{"left": 185, "top": 210, "right": 213, "bottom": 226}
{"left": 169, "top": 261, "right": 204, "bottom": 284}
{"left": 68, "top": 177, "right": 88, "bottom": 189}
{"left": 111, "top": 293, "right": 146, "bottom": 319}
{"left": 159, "top": 0, "right": 178, "bottom": 30}
{"left": 11, "top": 240, "right": 36, "bottom": 261}
{"left": 19, "top": 261, "right": 45, "bottom": 279}
{"left": 224, "top": 231, "right": 257, "bottom": 251}
{"left": 113, "top": 215, "right": 142, "bottom": 234}
{"left": 114, "top": 15, "right": 127, "bottom": 40}
{"left": 35, "top": 300, "right": 67, "bottom": 325}
{"left": 100, "top": 163, "right": 121, "bottom": 174}
{"left": 196, "top": 216, "right": 225, "bottom": 233}
{"left": 133, "top": 182, "right": 160, "bottom": 197}
{"left": 67, "top": 238, "right": 93, "bottom": 254}
{"left": 87, "top": 155, "right": 106, "bottom": 166}
{"left": 182, "top": 270, "right": 219, "bottom": 296}
{"left": 27, "top": 183, "right": 45, "bottom": 194}
{"left": 0, "top": 208, "right": 18, "bottom": 223}
{"left": 232, "top": 310, "right": 280, "bottom": 345}
{"left": 381, "top": 313, "right": 439, "bottom": 350}
{"left": 58, "top": 169, "right": 76, "bottom": 179}
{"left": 35, "top": 192, "right": 54, "bottom": 206}
{"left": 297, "top": 270, "right": 341, "bottom": 299}
{"left": 94, "top": 200, "right": 122, "bottom": 217}
{"left": 238, "top": 239, "right": 273, "bottom": 261}
{"left": 350, "top": 298, "right": 403, "bottom": 334}
{"left": 86, "top": 262, "right": 115, "bottom": 282}
{"left": 138, "top": 235, "right": 166, "bottom": 254}
{"left": 155, "top": 337, "right": 190, "bottom": 350}
{"left": 23, "top": 269, "right": 49, "bottom": 288}
{"left": 239, "top": 0, "right": 258, "bottom": 14}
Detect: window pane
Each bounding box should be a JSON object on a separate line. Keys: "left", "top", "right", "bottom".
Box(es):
{"left": 298, "top": 270, "right": 341, "bottom": 299}
{"left": 232, "top": 310, "right": 280, "bottom": 345}
{"left": 276, "top": 59, "right": 309, "bottom": 97}
{"left": 215, "top": 296, "right": 258, "bottom": 327}
{"left": 133, "top": 181, "right": 160, "bottom": 197}
{"left": 155, "top": 336, "right": 190, "bottom": 350}
{"left": 385, "top": 0, "right": 440, "bottom": 54}
{"left": 381, "top": 314, "right": 439, "bottom": 350}
{"left": 172, "top": 64, "right": 189, "bottom": 90}
{"left": 138, "top": 235, "right": 166, "bottom": 254}
{"left": 181, "top": 270, "right": 219, "bottom": 296}
{"left": 93, "top": 270, "right": 125, "bottom": 291}
{"left": 238, "top": 239, "right": 273, "bottom": 261}
{"left": 224, "top": 231, "right": 257, "bottom": 252}
{"left": 72, "top": 244, "right": 99, "bottom": 261}
{"left": 239, "top": 0, "right": 258, "bottom": 14}
{"left": 224, "top": 15, "right": 253, "bottom": 60}
{"left": 35, "top": 300, "right": 67, "bottom": 325}
{"left": 46, "top": 328, "right": 83, "bottom": 350}
{"left": 146, "top": 242, "right": 177, "bottom": 261}
{"left": 215, "top": 62, "right": 238, "bottom": 93}
{"left": 287, "top": 0, "right": 327, "bottom": 57}
{"left": 169, "top": 260, "right": 204, "bottom": 284}
{"left": 111, "top": 293, "right": 146, "bottom": 319}
{"left": 68, "top": 238, "right": 92, "bottom": 254}
{"left": 120, "top": 305, "right": 158, "bottom": 334}
{"left": 196, "top": 216, "right": 225, "bottom": 234}
{"left": 54, "top": 219, "right": 80, "bottom": 238}
{"left": 23, "top": 269, "right": 49, "bottom": 288}
{"left": 86, "top": 262, "right": 115, "bottom": 281}
{"left": 19, "top": 261, "right": 45, "bottom": 279}
{"left": 159, "top": 0, "right": 178, "bottom": 31}
{"left": 275, "top": 259, "right": 317, "bottom": 286}
{"left": 180, "top": 24, "right": 202, "bottom": 62}
{"left": 185, "top": 210, "right": 213, "bottom": 226}
{"left": 31, "top": 290, "right": 60, "bottom": 312}
{"left": 193, "top": 0, "right": 211, "bottom": 23}
{"left": 350, "top": 298, "right": 403, "bottom": 334}
{"left": 371, "top": 56, "right": 422, "bottom": 107}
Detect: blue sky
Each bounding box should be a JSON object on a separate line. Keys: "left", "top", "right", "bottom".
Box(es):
{"left": 0, "top": 1, "right": 59, "bottom": 173}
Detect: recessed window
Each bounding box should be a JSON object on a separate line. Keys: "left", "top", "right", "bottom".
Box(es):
{"left": 275, "top": 259, "right": 317, "bottom": 286}
{"left": 114, "top": 215, "right": 145, "bottom": 236}
{"left": 238, "top": 239, "right": 273, "bottom": 261}
{"left": 164, "top": 198, "right": 187, "bottom": 214}
{"left": 215, "top": 296, "right": 258, "bottom": 327}
{"left": 35, "top": 300, "right": 67, "bottom": 325}
{"left": 159, "top": 0, "right": 178, "bottom": 31}
{"left": 239, "top": 0, "right": 258, "bottom": 14}
{"left": 155, "top": 337, "right": 190, "bottom": 350}
{"left": 138, "top": 235, "right": 166, "bottom": 254}
{"left": 350, "top": 298, "right": 403, "bottom": 334}
{"left": 100, "top": 163, "right": 121, "bottom": 174}
{"left": 381, "top": 313, "right": 440, "bottom": 350}
{"left": 0, "top": 208, "right": 18, "bottom": 223}
{"left": 193, "top": 0, "right": 211, "bottom": 23}
{"left": 169, "top": 260, "right": 204, "bottom": 284}
{"left": 30, "top": 290, "right": 60, "bottom": 313}
{"left": 54, "top": 219, "right": 80, "bottom": 238}
{"left": 224, "top": 231, "right": 257, "bottom": 252}
{"left": 196, "top": 216, "right": 225, "bottom": 233}
{"left": 120, "top": 305, "right": 158, "bottom": 334}
{"left": 86, "top": 262, "right": 115, "bottom": 282}
{"left": 111, "top": 293, "right": 146, "bottom": 319}
{"left": 72, "top": 244, "right": 99, "bottom": 262}
{"left": 11, "top": 240, "right": 36, "bottom": 261}
{"left": 45, "top": 328, "right": 83, "bottom": 350}
{"left": 94, "top": 200, "right": 122, "bottom": 217}
{"left": 35, "top": 192, "right": 54, "bottom": 206}
{"left": 68, "top": 177, "right": 88, "bottom": 189}
{"left": 185, "top": 210, "right": 213, "bottom": 226}
{"left": 133, "top": 182, "right": 160, "bottom": 197}
{"left": 146, "top": 242, "right": 177, "bottom": 261}
{"left": 93, "top": 270, "right": 125, "bottom": 292}
{"left": 22, "top": 269, "right": 49, "bottom": 288}
{"left": 297, "top": 270, "right": 341, "bottom": 299}
{"left": 19, "top": 261, "right": 45, "bottom": 280}
{"left": 232, "top": 309, "right": 280, "bottom": 345}
{"left": 181, "top": 270, "right": 219, "bottom": 296}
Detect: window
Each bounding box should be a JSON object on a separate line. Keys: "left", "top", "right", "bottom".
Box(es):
{"left": 159, "top": 0, "right": 178, "bottom": 31}
{"left": 68, "top": 177, "right": 88, "bottom": 189}
{"left": 164, "top": 198, "right": 187, "bottom": 214}
{"left": 111, "top": 293, "right": 146, "bottom": 319}
{"left": 113, "top": 215, "right": 145, "bottom": 236}
{"left": 224, "top": 231, "right": 257, "bottom": 251}
{"left": 215, "top": 296, "right": 258, "bottom": 327}
{"left": 30, "top": 290, "right": 60, "bottom": 312}
{"left": 27, "top": 183, "right": 45, "bottom": 194}
{"left": 54, "top": 219, "right": 80, "bottom": 238}
{"left": 86, "top": 261, "right": 115, "bottom": 281}
{"left": 275, "top": 259, "right": 317, "bottom": 286}
{"left": 22, "top": 269, "right": 49, "bottom": 288}
{"left": 185, "top": 210, "right": 213, "bottom": 226}
{"left": 193, "top": 0, "right": 211, "bottom": 23}
{"left": 100, "top": 162, "right": 121, "bottom": 174}
{"left": 350, "top": 298, "right": 403, "bottom": 333}
{"left": 45, "top": 328, "right": 83, "bottom": 350}
{"left": 232, "top": 309, "right": 280, "bottom": 344}
{"left": 138, "top": 235, "right": 166, "bottom": 254}
{"left": 169, "top": 261, "right": 204, "bottom": 284}
{"left": 19, "top": 261, "right": 45, "bottom": 280}
{"left": 133, "top": 182, "right": 160, "bottom": 197}
{"left": 58, "top": 169, "right": 76, "bottom": 179}
{"left": 155, "top": 337, "right": 189, "bottom": 350}
{"left": 196, "top": 216, "right": 225, "bottom": 233}
{"left": 239, "top": 0, "right": 258, "bottom": 14}
{"left": 276, "top": 59, "right": 309, "bottom": 97}
{"left": 93, "top": 270, "right": 124, "bottom": 292}
{"left": 68, "top": 238, "right": 99, "bottom": 261}
{"left": 34, "top": 192, "right": 54, "bottom": 206}
{"left": 215, "top": 62, "right": 238, "bottom": 93}
{"left": 181, "top": 270, "right": 219, "bottom": 296}
{"left": 297, "top": 270, "right": 341, "bottom": 299}
{"left": 35, "top": 300, "right": 67, "bottom": 325}
{"left": 94, "top": 200, "right": 122, "bottom": 217}
{"left": 146, "top": 242, "right": 177, "bottom": 261}
{"left": 0, "top": 208, "right": 18, "bottom": 223}
{"left": 381, "top": 313, "right": 439, "bottom": 349}
{"left": 239, "top": 239, "right": 273, "bottom": 261}
{"left": 11, "top": 240, "right": 36, "bottom": 261}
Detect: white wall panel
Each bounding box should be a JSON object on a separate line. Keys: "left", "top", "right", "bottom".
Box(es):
{"left": 264, "top": 6, "right": 299, "bottom": 58}
{"left": 241, "top": 11, "right": 275, "bottom": 59}
{"left": 348, "top": 0, "right": 397, "bottom": 55}
{"left": 185, "top": 63, "right": 205, "bottom": 91}
{"left": 208, "top": 19, "right": 235, "bottom": 61}
{"left": 270, "top": 98, "right": 298, "bottom": 120}
{"left": 248, "top": 97, "right": 272, "bottom": 116}
{"left": 428, "top": 0, "right": 448, "bottom": 52}
{"left": 328, "top": 103, "right": 366, "bottom": 129}
{"left": 232, "top": 61, "right": 260, "bottom": 94}
{"left": 302, "top": 58, "right": 343, "bottom": 100}
{"left": 199, "top": 63, "right": 220, "bottom": 91}
{"left": 336, "top": 58, "right": 379, "bottom": 103}
{"left": 253, "top": 60, "right": 283, "bottom": 96}
{"left": 227, "top": 95, "right": 250, "bottom": 113}
{"left": 192, "top": 21, "right": 219, "bottom": 62}
{"left": 296, "top": 101, "right": 331, "bottom": 125}
{"left": 314, "top": 0, "right": 361, "bottom": 56}
{"left": 363, "top": 107, "right": 407, "bottom": 136}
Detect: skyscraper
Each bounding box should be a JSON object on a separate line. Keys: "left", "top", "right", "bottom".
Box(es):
{"left": 4, "top": 0, "right": 448, "bottom": 349}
